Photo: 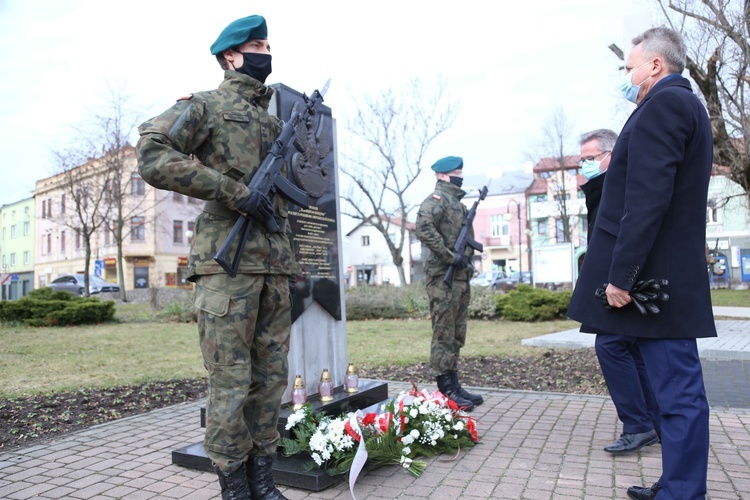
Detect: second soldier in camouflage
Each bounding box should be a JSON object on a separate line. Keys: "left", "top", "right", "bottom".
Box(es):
{"left": 416, "top": 156, "right": 484, "bottom": 411}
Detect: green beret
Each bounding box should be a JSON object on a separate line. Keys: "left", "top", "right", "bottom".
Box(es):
{"left": 210, "top": 15, "right": 267, "bottom": 55}
{"left": 431, "top": 156, "right": 463, "bottom": 173}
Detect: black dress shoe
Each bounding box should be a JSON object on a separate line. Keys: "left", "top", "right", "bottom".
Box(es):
{"left": 604, "top": 429, "right": 659, "bottom": 454}
{"left": 627, "top": 482, "right": 660, "bottom": 500}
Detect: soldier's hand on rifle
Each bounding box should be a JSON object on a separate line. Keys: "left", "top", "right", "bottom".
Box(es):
{"left": 238, "top": 189, "right": 273, "bottom": 222}
{"left": 452, "top": 252, "right": 467, "bottom": 269}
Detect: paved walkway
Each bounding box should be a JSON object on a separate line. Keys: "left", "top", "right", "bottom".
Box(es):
{"left": 1, "top": 309, "right": 749, "bottom": 499}
{"left": 2, "top": 382, "right": 749, "bottom": 499}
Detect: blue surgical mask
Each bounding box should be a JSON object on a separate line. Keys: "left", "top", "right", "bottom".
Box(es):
{"left": 581, "top": 159, "right": 605, "bottom": 180}
{"left": 619, "top": 59, "right": 654, "bottom": 104}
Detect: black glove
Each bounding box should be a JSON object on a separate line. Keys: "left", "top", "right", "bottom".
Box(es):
{"left": 595, "top": 279, "right": 669, "bottom": 315}
{"left": 289, "top": 279, "right": 296, "bottom": 298}
{"left": 452, "top": 252, "right": 467, "bottom": 269}
{"left": 238, "top": 189, "right": 273, "bottom": 222}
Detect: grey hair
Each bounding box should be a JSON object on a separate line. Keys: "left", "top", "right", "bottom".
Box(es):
{"left": 580, "top": 129, "right": 618, "bottom": 152}
{"left": 632, "top": 27, "right": 686, "bottom": 74}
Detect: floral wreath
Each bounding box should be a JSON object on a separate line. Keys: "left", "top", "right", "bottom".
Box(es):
{"left": 280, "top": 384, "right": 479, "bottom": 498}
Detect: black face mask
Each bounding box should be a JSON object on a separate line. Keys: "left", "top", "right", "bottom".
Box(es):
{"left": 235, "top": 52, "right": 272, "bottom": 83}
{"left": 449, "top": 176, "right": 464, "bottom": 188}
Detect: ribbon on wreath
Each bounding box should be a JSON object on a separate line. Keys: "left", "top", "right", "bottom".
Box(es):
{"left": 344, "top": 411, "right": 367, "bottom": 500}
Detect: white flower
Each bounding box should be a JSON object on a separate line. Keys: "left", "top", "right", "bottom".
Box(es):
{"left": 400, "top": 455, "right": 413, "bottom": 468}
{"left": 285, "top": 409, "right": 307, "bottom": 430}
{"left": 401, "top": 435, "right": 414, "bottom": 446}
{"left": 311, "top": 452, "right": 323, "bottom": 466}
{"left": 410, "top": 429, "right": 420, "bottom": 439}
{"left": 409, "top": 408, "right": 418, "bottom": 418}
{"left": 453, "top": 421, "right": 465, "bottom": 431}
{"left": 402, "top": 446, "right": 411, "bottom": 455}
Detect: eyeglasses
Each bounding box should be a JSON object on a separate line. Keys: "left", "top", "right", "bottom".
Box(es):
{"left": 577, "top": 150, "right": 611, "bottom": 166}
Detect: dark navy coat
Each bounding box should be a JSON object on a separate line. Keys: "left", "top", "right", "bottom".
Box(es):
{"left": 567, "top": 75, "right": 717, "bottom": 339}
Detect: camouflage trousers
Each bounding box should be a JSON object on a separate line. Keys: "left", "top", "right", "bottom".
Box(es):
{"left": 193, "top": 273, "right": 291, "bottom": 473}
{"left": 425, "top": 275, "right": 470, "bottom": 375}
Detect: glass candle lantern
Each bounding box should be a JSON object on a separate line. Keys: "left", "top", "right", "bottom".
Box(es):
{"left": 344, "top": 363, "right": 359, "bottom": 393}
{"left": 291, "top": 374, "right": 307, "bottom": 410}
{"left": 319, "top": 369, "right": 334, "bottom": 402}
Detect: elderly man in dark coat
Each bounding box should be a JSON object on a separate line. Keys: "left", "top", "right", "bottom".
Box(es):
{"left": 567, "top": 27, "right": 716, "bottom": 500}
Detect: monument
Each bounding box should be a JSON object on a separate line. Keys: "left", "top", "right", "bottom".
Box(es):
{"left": 171, "top": 83, "right": 388, "bottom": 490}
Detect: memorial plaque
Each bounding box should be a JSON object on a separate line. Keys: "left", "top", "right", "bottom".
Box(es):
{"left": 270, "top": 83, "right": 341, "bottom": 322}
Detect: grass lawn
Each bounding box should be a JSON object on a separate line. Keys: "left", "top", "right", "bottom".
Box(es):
{"left": 710, "top": 288, "right": 750, "bottom": 307}
{"left": 0, "top": 302, "right": 579, "bottom": 398}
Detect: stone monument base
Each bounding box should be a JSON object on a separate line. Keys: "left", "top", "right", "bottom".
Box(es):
{"left": 172, "top": 379, "right": 389, "bottom": 491}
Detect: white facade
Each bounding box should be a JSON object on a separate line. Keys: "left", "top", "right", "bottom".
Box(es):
{"left": 346, "top": 218, "right": 414, "bottom": 286}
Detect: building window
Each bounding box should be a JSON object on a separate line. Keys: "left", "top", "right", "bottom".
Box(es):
{"left": 580, "top": 215, "right": 588, "bottom": 237}
{"left": 491, "top": 215, "right": 509, "bottom": 238}
{"left": 23, "top": 251, "right": 29, "bottom": 265}
{"left": 23, "top": 221, "right": 29, "bottom": 235}
{"left": 556, "top": 218, "right": 565, "bottom": 243}
{"left": 1, "top": 255, "right": 5, "bottom": 266}
{"left": 131, "top": 172, "right": 145, "bottom": 195}
{"left": 553, "top": 193, "right": 571, "bottom": 202}
{"left": 188, "top": 196, "right": 201, "bottom": 205}
{"left": 10, "top": 225, "right": 16, "bottom": 238}
{"left": 61, "top": 194, "right": 66, "bottom": 214}
{"left": 132, "top": 217, "right": 146, "bottom": 241}
{"left": 75, "top": 229, "right": 82, "bottom": 250}
{"left": 187, "top": 221, "right": 195, "bottom": 245}
{"left": 173, "top": 220, "right": 183, "bottom": 244}
{"left": 362, "top": 235, "right": 370, "bottom": 246}
{"left": 60, "top": 230, "right": 66, "bottom": 252}
{"left": 10, "top": 253, "right": 16, "bottom": 266}
{"left": 538, "top": 220, "right": 547, "bottom": 235}
{"left": 41, "top": 200, "right": 46, "bottom": 218}
{"left": 706, "top": 199, "right": 721, "bottom": 224}
{"left": 2, "top": 227, "right": 4, "bottom": 240}
{"left": 173, "top": 192, "right": 184, "bottom": 202}
{"left": 46, "top": 198, "right": 53, "bottom": 217}
{"left": 46, "top": 234, "right": 52, "bottom": 255}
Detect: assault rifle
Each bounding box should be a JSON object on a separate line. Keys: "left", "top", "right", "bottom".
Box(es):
{"left": 443, "top": 185, "right": 489, "bottom": 288}
{"left": 214, "top": 79, "right": 330, "bottom": 277}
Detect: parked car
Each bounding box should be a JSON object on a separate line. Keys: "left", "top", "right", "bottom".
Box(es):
{"left": 470, "top": 271, "right": 503, "bottom": 287}
{"left": 491, "top": 271, "right": 532, "bottom": 291}
{"left": 48, "top": 274, "right": 120, "bottom": 296}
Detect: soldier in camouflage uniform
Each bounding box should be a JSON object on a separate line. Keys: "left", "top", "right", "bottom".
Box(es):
{"left": 416, "top": 156, "right": 484, "bottom": 412}
{"left": 136, "top": 15, "right": 292, "bottom": 500}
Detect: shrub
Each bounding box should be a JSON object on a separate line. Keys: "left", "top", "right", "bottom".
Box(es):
{"left": 157, "top": 300, "right": 198, "bottom": 323}
{"left": 0, "top": 289, "right": 115, "bottom": 327}
{"left": 468, "top": 286, "right": 498, "bottom": 319}
{"left": 496, "top": 285, "right": 571, "bottom": 321}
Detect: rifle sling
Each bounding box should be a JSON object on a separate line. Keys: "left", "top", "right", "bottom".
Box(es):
{"left": 203, "top": 201, "right": 240, "bottom": 220}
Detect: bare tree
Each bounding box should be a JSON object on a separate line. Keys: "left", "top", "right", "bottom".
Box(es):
{"left": 528, "top": 108, "right": 581, "bottom": 244}
{"left": 656, "top": 0, "right": 750, "bottom": 199}
{"left": 84, "top": 86, "right": 145, "bottom": 302}
{"left": 51, "top": 146, "right": 114, "bottom": 296}
{"left": 340, "top": 78, "right": 457, "bottom": 285}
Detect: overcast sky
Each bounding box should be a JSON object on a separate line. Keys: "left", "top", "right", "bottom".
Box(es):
{"left": 0, "top": 0, "right": 658, "bottom": 214}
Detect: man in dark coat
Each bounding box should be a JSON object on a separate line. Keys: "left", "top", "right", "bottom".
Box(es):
{"left": 579, "top": 129, "right": 661, "bottom": 455}
{"left": 568, "top": 27, "right": 716, "bottom": 500}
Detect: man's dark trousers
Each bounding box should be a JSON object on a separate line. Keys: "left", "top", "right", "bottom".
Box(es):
{"left": 595, "top": 334, "right": 660, "bottom": 435}
{"left": 638, "top": 337, "right": 709, "bottom": 499}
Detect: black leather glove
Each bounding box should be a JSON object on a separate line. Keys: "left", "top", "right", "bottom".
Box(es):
{"left": 237, "top": 189, "right": 273, "bottom": 221}
{"left": 452, "top": 252, "right": 467, "bottom": 269}
{"left": 289, "top": 279, "right": 296, "bottom": 298}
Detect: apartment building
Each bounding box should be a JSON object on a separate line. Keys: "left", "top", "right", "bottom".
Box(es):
{"left": 33, "top": 146, "right": 203, "bottom": 292}
{"left": 0, "top": 197, "right": 35, "bottom": 299}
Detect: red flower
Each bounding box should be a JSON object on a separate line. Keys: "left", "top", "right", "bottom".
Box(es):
{"left": 447, "top": 399, "right": 458, "bottom": 411}
{"left": 467, "top": 418, "right": 478, "bottom": 442}
{"left": 362, "top": 413, "right": 377, "bottom": 426}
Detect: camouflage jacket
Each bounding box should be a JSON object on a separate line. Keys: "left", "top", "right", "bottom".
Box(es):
{"left": 136, "top": 71, "right": 298, "bottom": 279}
{"left": 415, "top": 181, "right": 473, "bottom": 280}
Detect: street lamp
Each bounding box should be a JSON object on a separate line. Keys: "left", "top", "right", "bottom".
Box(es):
{"left": 504, "top": 198, "right": 523, "bottom": 276}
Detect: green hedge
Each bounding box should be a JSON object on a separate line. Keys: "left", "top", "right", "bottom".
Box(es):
{"left": 0, "top": 288, "right": 116, "bottom": 327}
{"left": 496, "top": 285, "right": 573, "bottom": 321}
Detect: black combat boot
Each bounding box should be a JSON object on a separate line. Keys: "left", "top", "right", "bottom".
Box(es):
{"left": 436, "top": 373, "right": 475, "bottom": 411}
{"left": 246, "top": 455, "right": 288, "bottom": 500}
{"left": 214, "top": 464, "right": 252, "bottom": 500}
{"left": 450, "top": 371, "right": 484, "bottom": 406}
